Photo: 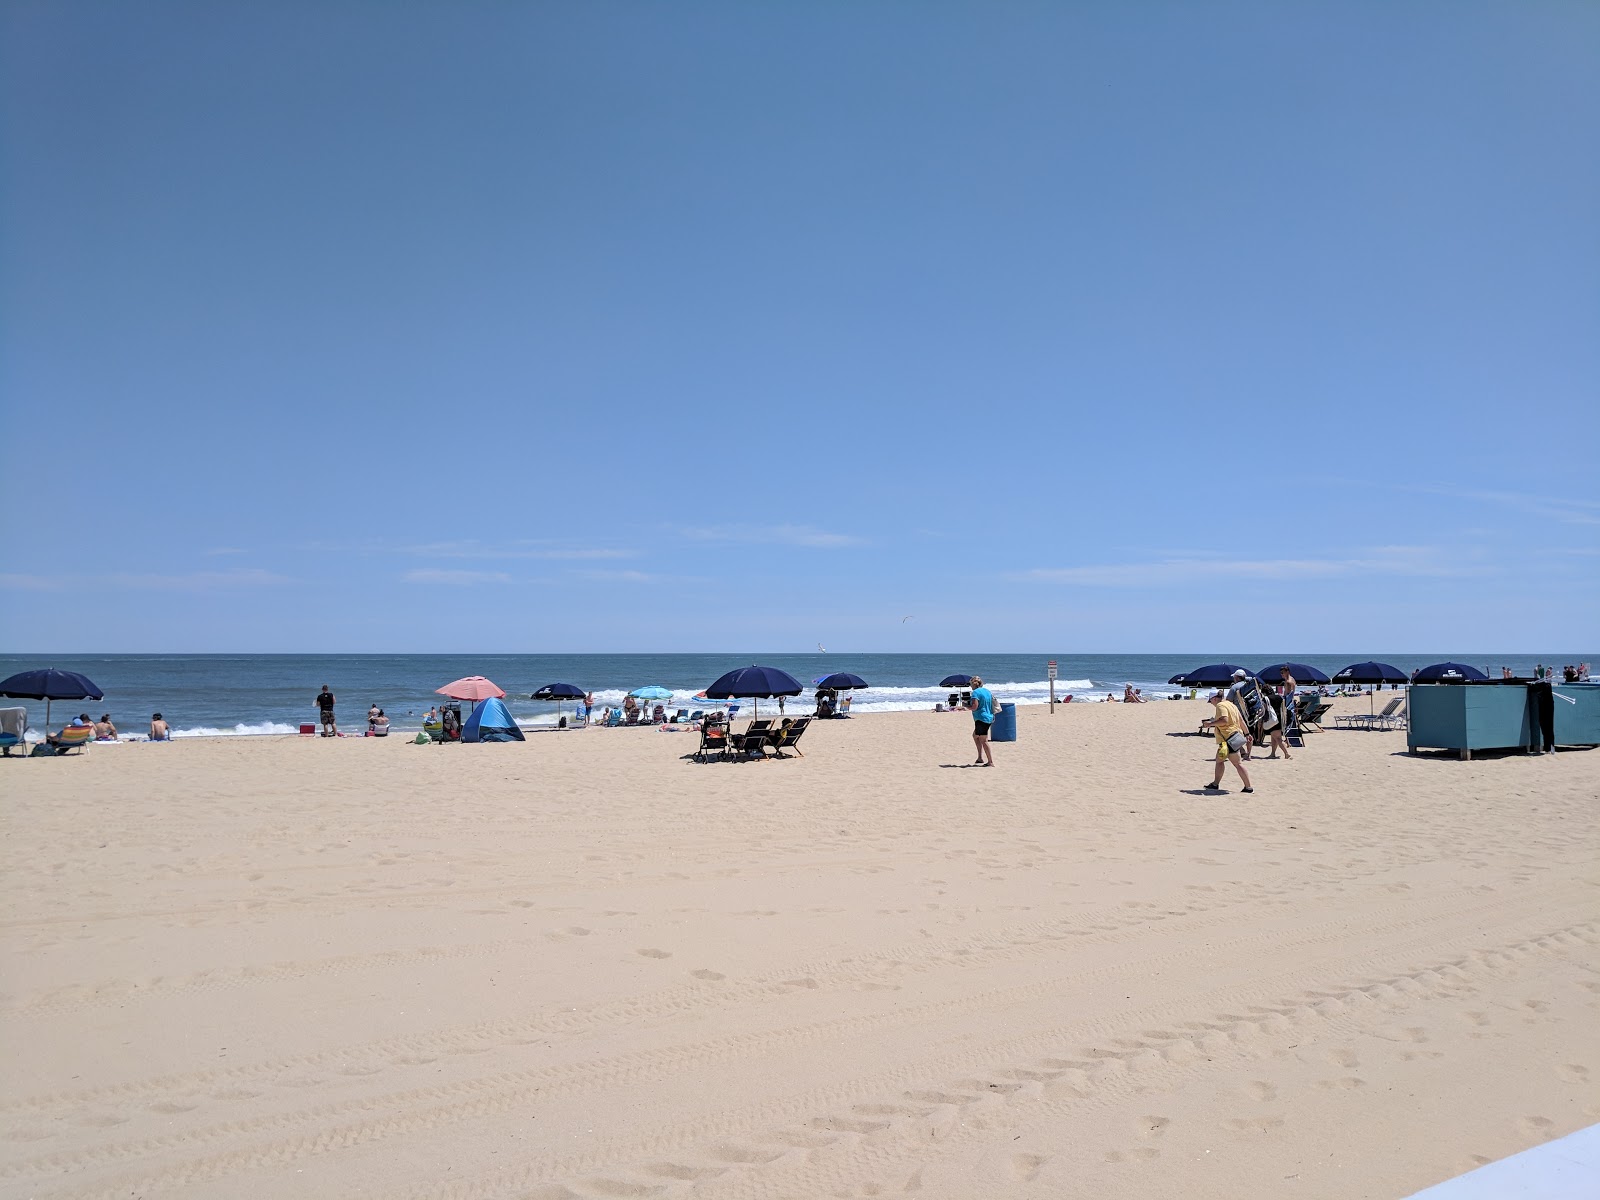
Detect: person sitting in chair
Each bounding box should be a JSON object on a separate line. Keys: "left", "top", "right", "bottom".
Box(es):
{"left": 47, "top": 716, "right": 96, "bottom": 749}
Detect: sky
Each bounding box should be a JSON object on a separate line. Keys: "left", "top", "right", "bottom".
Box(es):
{"left": 1, "top": 1, "right": 1596, "bottom": 654}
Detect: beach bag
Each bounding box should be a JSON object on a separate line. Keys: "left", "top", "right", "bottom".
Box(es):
{"left": 1226, "top": 732, "right": 1247, "bottom": 755}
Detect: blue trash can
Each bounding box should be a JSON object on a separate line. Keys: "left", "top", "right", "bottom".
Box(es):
{"left": 989, "top": 702, "right": 1017, "bottom": 742}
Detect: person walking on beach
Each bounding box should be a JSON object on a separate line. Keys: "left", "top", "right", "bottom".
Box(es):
{"left": 1264, "top": 668, "right": 1294, "bottom": 760}
{"left": 316, "top": 685, "right": 337, "bottom": 736}
{"left": 969, "top": 675, "right": 998, "bottom": 766}
{"left": 1203, "top": 691, "right": 1253, "bottom": 793}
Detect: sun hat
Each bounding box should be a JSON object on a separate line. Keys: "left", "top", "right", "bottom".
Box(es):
{"left": 1231, "top": 669, "right": 1247, "bottom": 678}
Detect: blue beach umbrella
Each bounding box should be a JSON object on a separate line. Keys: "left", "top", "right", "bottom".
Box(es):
{"left": 1332, "top": 661, "right": 1408, "bottom": 685}
{"left": 531, "top": 682, "right": 587, "bottom": 722}
{"left": 704, "top": 665, "right": 803, "bottom": 719}
{"left": 1169, "top": 663, "right": 1254, "bottom": 688}
{"left": 629, "top": 685, "right": 673, "bottom": 701}
{"left": 0, "top": 668, "right": 104, "bottom": 735}
{"left": 938, "top": 674, "right": 974, "bottom": 688}
{"left": 1412, "top": 662, "right": 1488, "bottom": 683}
{"left": 1333, "top": 660, "right": 1409, "bottom": 715}
{"left": 813, "top": 672, "right": 869, "bottom": 690}
{"left": 1254, "top": 662, "right": 1332, "bottom": 685}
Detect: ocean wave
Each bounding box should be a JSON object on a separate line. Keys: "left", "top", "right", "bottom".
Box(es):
{"left": 171, "top": 721, "right": 299, "bottom": 738}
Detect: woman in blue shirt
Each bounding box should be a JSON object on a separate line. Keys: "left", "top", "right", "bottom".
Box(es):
{"left": 970, "top": 675, "right": 997, "bottom": 766}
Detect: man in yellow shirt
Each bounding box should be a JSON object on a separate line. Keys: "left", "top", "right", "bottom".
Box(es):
{"left": 1204, "top": 691, "right": 1254, "bottom": 793}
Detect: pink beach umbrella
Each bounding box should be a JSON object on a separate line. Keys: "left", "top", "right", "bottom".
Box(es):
{"left": 436, "top": 676, "right": 506, "bottom": 702}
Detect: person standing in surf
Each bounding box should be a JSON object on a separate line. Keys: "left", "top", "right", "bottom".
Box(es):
{"left": 969, "top": 676, "right": 997, "bottom": 766}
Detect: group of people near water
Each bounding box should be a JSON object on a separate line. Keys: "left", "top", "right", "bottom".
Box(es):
{"left": 41, "top": 711, "right": 169, "bottom": 746}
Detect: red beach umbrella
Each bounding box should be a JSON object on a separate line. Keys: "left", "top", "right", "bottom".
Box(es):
{"left": 436, "top": 676, "right": 506, "bottom": 702}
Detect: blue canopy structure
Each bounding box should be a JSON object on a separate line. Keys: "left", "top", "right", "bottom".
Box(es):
{"left": 939, "top": 674, "right": 974, "bottom": 688}
{"left": 1413, "top": 662, "right": 1488, "bottom": 682}
{"left": 1254, "top": 662, "right": 1332, "bottom": 684}
{"left": 1169, "top": 663, "right": 1253, "bottom": 687}
{"left": 0, "top": 668, "right": 105, "bottom": 732}
{"left": 463, "top": 696, "right": 525, "bottom": 742}
{"left": 814, "top": 672, "right": 868, "bottom": 690}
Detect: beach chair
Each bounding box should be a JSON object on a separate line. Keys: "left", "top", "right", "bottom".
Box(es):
{"left": 1296, "top": 696, "right": 1332, "bottom": 733}
{"left": 42, "top": 725, "right": 94, "bottom": 756}
{"left": 728, "top": 719, "right": 773, "bottom": 760}
{"left": 671, "top": 708, "right": 689, "bottom": 723}
{"left": 839, "top": 696, "right": 852, "bottom": 717}
{"left": 769, "top": 716, "right": 811, "bottom": 758}
{"left": 0, "top": 707, "right": 27, "bottom": 757}
{"left": 652, "top": 704, "right": 667, "bottom": 724}
{"left": 1373, "top": 698, "right": 1408, "bottom": 731}
{"left": 1340, "top": 697, "right": 1402, "bottom": 731}
{"left": 694, "top": 724, "right": 729, "bottom": 762}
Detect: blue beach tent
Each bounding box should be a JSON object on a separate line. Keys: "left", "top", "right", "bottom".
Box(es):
{"left": 462, "top": 696, "right": 525, "bottom": 742}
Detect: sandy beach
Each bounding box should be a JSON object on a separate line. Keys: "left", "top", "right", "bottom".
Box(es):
{"left": 2, "top": 697, "right": 1595, "bottom": 1200}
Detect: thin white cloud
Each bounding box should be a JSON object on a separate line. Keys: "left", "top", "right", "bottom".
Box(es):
{"left": 1409, "top": 485, "right": 1600, "bottom": 527}
{"left": 680, "top": 524, "right": 866, "bottom": 548}
{"left": 402, "top": 569, "right": 513, "bottom": 585}
{"left": 1021, "top": 546, "right": 1477, "bottom": 586}
{"left": 401, "top": 540, "right": 634, "bottom": 560}
{"left": 573, "top": 568, "right": 662, "bottom": 584}
{"left": 0, "top": 573, "right": 62, "bottom": 591}
{"left": 109, "top": 568, "right": 294, "bottom": 590}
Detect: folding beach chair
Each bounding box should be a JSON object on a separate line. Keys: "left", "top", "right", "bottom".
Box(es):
{"left": 728, "top": 719, "right": 774, "bottom": 760}
{"left": 1296, "top": 696, "right": 1332, "bottom": 733}
{"left": 41, "top": 725, "right": 94, "bottom": 756}
{"left": 769, "top": 716, "right": 811, "bottom": 758}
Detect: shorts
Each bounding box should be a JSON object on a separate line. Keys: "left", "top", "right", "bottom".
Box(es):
{"left": 974, "top": 720, "right": 992, "bottom": 736}
{"left": 320, "top": 709, "right": 335, "bottom": 724}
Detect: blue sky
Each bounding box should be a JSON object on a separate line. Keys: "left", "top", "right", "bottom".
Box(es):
{"left": 2, "top": 2, "right": 1595, "bottom": 653}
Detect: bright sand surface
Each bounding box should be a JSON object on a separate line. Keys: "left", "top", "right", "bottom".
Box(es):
{"left": 2, "top": 698, "right": 1596, "bottom": 1200}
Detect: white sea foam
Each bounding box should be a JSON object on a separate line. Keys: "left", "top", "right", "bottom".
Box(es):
{"left": 529, "top": 678, "right": 1184, "bottom": 720}
{"left": 170, "top": 721, "right": 299, "bottom": 738}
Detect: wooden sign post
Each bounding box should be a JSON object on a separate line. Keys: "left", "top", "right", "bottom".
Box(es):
{"left": 1048, "top": 660, "right": 1058, "bottom": 713}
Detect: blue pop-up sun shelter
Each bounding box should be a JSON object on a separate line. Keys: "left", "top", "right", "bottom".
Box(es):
{"left": 462, "top": 696, "right": 525, "bottom": 742}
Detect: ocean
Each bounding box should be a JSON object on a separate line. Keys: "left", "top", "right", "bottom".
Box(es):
{"left": 1, "top": 652, "right": 1591, "bottom": 738}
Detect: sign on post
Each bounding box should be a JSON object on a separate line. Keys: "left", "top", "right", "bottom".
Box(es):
{"left": 1048, "top": 660, "right": 1057, "bottom": 711}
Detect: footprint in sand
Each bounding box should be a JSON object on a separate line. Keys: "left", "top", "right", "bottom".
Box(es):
{"left": 1517, "top": 1116, "right": 1554, "bottom": 1137}
{"left": 636, "top": 948, "right": 672, "bottom": 959}
{"left": 1245, "top": 1081, "right": 1278, "bottom": 1101}
{"left": 1010, "top": 1152, "right": 1049, "bottom": 1181}
{"left": 1556, "top": 1064, "right": 1590, "bottom": 1083}
{"left": 1136, "top": 1116, "right": 1171, "bottom": 1139}
{"left": 691, "top": 969, "right": 726, "bottom": 981}
{"left": 1104, "top": 1148, "right": 1159, "bottom": 1163}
